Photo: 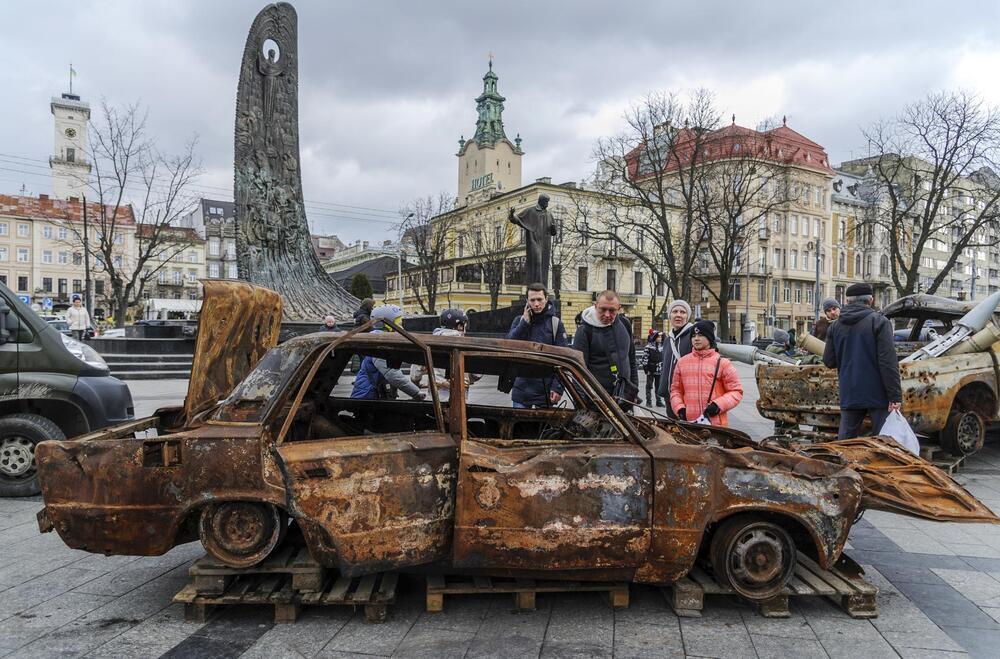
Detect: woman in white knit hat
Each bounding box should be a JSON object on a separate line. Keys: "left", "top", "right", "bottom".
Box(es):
{"left": 657, "top": 299, "right": 694, "bottom": 418}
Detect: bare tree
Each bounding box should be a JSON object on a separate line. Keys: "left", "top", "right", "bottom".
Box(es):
{"left": 570, "top": 89, "right": 721, "bottom": 302}
{"left": 58, "top": 100, "right": 201, "bottom": 326}
{"left": 851, "top": 91, "right": 1000, "bottom": 297}
{"left": 549, "top": 204, "right": 585, "bottom": 302}
{"left": 466, "top": 218, "right": 518, "bottom": 311}
{"left": 689, "top": 129, "right": 790, "bottom": 341}
{"left": 398, "top": 192, "right": 456, "bottom": 314}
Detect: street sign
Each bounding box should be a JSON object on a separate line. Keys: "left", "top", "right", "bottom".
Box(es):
{"left": 42, "top": 297, "right": 53, "bottom": 310}
{"left": 17, "top": 295, "right": 30, "bottom": 305}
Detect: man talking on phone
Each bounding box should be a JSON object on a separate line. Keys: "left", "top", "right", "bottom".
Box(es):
{"left": 505, "top": 282, "right": 569, "bottom": 408}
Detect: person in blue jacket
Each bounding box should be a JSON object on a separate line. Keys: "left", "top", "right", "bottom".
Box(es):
{"left": 351, "top": 305, "right": 426, "bottom": 401}
{"left": 505, "top": 283, "right": 569, "bottom": 408}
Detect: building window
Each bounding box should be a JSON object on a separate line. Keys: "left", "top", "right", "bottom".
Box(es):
{"left": 58, "top": 251, "right": 68, "bottom": 265}
{"left": 208, "top": 239, "right": 220, "bottom": 256}
{"left": 880, "top": 255, "right": 889, "bottom": 276}
{"left": 224, "top": 241, "right": 236, "bottom": 259}
{"left": 0, "top": 223, "right": 7, "bottom": 236}
{"left": 783, "top": 281, "right": 791, "bottom": 303}
{"left": 73, "top": 253, "right": 82, "bottom": 266}
{"left": 42, "top": 250, "right": 52, "bottom": 264}
{"left": 0, "top": 248, "right": 7, "bottom": 262}
{"left": 17, "top": 223, "right": 29, "bottom": 237}
{"left": 58, "top": 279, "right": 67, "bottom": 296}
{"left": 58, "top": 227, "right": 67, "bottom": 240}
{"left": 790, "top": 250, "right": 798, "bottom": 270}
{"left": 73, "top": 279, "right": 82, "bottom": 293}
{"left": 42, "top": 277, "right": 52, "bottom": 293}
{"left": 855, "top": 253, "right": 862, "bottom": 275}
{"left": 839, "top": 251, "right": 846, "bottom": 274}
{"left": 173, "top": 270, "right": 182, "bottom": 285}
{"left": 209, "top": 263, "right": 220, "bottom": 278}
{"left": 227, "top": 264, "right": 238, "bottom": 279}
{"left": 790, "top": 216, "right": 798, "bottom": 235}
{"left": 578, "top": 266, "right": 588, "bottom": 292}
{"left": 158, "top": 271, "right": 166, "bottom": 284}
{"left": 17, "top": 276, "right": 28, "bottom": 292}
{"left": 806, "top": 286, "right": 814, "bottom": 305}
{"left": 758, "top": 280, "right": 766, "bottom": 302}
{"left": 42, "top": 226, "right": 52, "bottom": 239}
{"left": 794, "top": 282, "right": 802, "bottom": 304}
{"left": 0, "top": 275, "right": 7, "bottom": 286}
{"left": 187, "top": 270, "right": 197, "bottom": 282}
{"left": 95, "top": 280, "right": 104, "bottom": 295}
{"left": 66, "top": 147, "right": 76, "bottom": 162}
{"left": 606, "top": 269, "right": 616, "bottom": 292}
{"left": 187, "top": 251, "right": 197, "bottom": 263}
{"left": 634, "top": 271, "right": 643, "bottom": 296}
{"left": 17, "top": 248, "right": 29, "bottom": 263}
{"left": 729, "top": 281, "right": 741, "bottom": 301}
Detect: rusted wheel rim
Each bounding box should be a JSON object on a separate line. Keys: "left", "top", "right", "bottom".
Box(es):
{"left": 955, "top": 412, "right": 984, "bottom": 454}
{"left": 0, "top": 437, "right": 35, "bottom": 479}
{"left": 721, "top": 523, "right": 794, "bottom": 600}
{"left": 199, "top": 502, "right": 284, "bottom": 568}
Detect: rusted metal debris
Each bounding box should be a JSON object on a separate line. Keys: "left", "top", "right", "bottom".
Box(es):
{"left": 34, "top": 282, "right": 1000, "bottom": 603}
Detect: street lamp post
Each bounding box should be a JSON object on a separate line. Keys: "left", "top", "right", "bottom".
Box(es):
{"left": 811, "top": 238, "right": 822, "bottom": 324}
{"left": 397, "top": 213, "right": 414, "bottom": 308}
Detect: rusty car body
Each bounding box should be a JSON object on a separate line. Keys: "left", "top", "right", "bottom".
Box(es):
{"left": 35, "top": 283, "right": 999, "bottom": 601}
{"left": 757, "top": 294, "right": 1000, "bottom": 455}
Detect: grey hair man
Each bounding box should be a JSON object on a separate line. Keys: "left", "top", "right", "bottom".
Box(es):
{"left": 822, "top": 283, "right": 902, "bottom": 440}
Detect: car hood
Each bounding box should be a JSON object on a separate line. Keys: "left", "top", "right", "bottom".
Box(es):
{"left": 182, "top": 280, "right": 283, "bottom": 426}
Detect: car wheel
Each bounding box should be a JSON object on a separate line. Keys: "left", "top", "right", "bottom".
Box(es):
{"left": 198, "top": 502, "right": 287, "bottom": 568}
{"left": 710, "top": 515, "right": 796, "bottom": 601}
{"left": 0, "top": 413, "right": 65, "bottom": 497}
{"left": 940, "top": 409, "right": 985, "bottom": 456}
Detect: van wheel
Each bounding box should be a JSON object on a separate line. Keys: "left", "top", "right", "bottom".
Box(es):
{"left": 940, "top": 409, "right": 985, "bottom": 456}
{"left": 710, "top": 515, "right": 796, "bottom": 601}
{"left": 199, "top": 502, "right": 287, "bottom": 568}
{"left": 0, "top": 413, "right": 65, "bottom": 497}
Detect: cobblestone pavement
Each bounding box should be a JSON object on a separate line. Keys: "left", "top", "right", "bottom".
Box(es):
{"left": 3, "top": 364, "right": 1000, "bottom": 657}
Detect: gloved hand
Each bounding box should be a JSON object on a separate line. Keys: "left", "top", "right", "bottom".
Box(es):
{"left": 704, "top": 401, "right": 720, "bottom": 418}
{"left": 677, "top": 408, "right": 687, "bottom": 421}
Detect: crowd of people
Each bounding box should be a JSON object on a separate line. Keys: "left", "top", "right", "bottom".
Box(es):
{"left": 334, "top": 279, "right": 901, "bottom": 439}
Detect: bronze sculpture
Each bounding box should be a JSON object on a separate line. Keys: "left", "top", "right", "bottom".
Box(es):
{"left": 234, "top": 2, "right": 357, "bottom": 320}
{"left": 509, "top": 193, "right": 556, "bottom": 289}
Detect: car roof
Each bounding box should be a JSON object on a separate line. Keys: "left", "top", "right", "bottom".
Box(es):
{"left": 281, "top": 330, "right": 587, "bottom": 367}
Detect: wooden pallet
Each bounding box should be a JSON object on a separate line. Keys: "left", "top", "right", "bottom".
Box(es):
{"left": 425, "top": 574, "right": 629, "bottom": 612}
{"left": 664, "top": 554, "right": 877, "bottom": 619}
{"left": 920, "top": 445, "right": 967, "bottom": 475}
{"left": 188, "top": 545, "right": 325, "bottom": 594}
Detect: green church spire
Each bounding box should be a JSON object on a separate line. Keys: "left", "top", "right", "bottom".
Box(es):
{"left": 473, "top": 61, "right": 508, "bottom": 147}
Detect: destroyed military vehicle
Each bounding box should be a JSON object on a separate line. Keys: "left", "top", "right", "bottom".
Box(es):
{"left": 35, "top": 282, "right": 998, "bottom": 602}
{"left": 756, "top": 293, "right": 1000, "bottom": 455}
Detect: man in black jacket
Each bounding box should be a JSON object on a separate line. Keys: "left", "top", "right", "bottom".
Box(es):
{"left": 822, "top": 282, "right": 902, "bottom": 439}
{"left": 573, "top": 290, "right": 638, "bottom": 407}
{"left": 505, "top": 283, "right": 569, "bottom": 407}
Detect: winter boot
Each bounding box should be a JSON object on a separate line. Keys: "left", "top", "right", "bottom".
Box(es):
{"left": 656, "top": 397, "right": 665, "bottom": 407}
{"left": 645, "top": 395, "right": 652, "bottom": 406}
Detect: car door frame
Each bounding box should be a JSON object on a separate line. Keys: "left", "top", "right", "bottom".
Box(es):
{"left": 450, "top": 349, "right": 653, "bottom": 572}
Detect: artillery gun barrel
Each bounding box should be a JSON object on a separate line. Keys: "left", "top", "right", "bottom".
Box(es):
{"left": 901, "top": 290, "right": 1000, "bottom": 362}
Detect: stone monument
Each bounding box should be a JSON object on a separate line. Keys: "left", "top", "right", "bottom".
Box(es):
{"left": 509, "top": 193, "right": 556, "bottom": 289}
{"left": 234, "top": 2, "right": 358, "bottom": 321}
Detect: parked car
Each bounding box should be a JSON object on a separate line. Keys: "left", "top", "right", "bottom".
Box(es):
{"left": 46, "top": 319, "right": 71, "bottom": 336}
{"left": 0, "top": 282, "right": 133, "bottom": 496}
{"left": 34, "top": 282, "right": 997, "bottom": 601}
{"left": 756, "top": 294, "right": 1000, "bottom": 455}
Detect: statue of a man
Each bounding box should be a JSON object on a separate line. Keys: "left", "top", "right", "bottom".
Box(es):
{"left": 509, "top": 193, "right": 557, "bottom": 288}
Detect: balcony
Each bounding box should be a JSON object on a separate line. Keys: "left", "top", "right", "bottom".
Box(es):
{"left": 758, "top": 228, "right": 770, "bottom": 241}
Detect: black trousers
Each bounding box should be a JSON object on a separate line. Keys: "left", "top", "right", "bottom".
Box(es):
{"left": 644, "top": 373, "right": 661, "bottom": 398}
{"left": 838, "top": 407, "right": 891, "bottom": 440}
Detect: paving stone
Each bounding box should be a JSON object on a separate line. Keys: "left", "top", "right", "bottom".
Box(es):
{"left": 0, "top": 566, "right": 102, "bottom": 620}
{"left": 0, "top": 590, "right": 115, "bottom": 655}
{"left": 930, "top": 569, "right": 1000, "bottom": 608}
{"left": 818, "top": 634, "right": 900, "bottom": 659}
{"left": 678, "top": 606, "right": 757, "bottom": 659}
{"left": 892, "top": 581, "right": 1000, "bottom": 631}
{"left": 408, "top": 592, "right": 492, "bottom": 633}
{"left": 895, "top": 649, "right": 969, "bottom": 658}
{"left": 465, "top": 596, "right": 550, "bottom": 658}
{"left": 242, "top": 606, "right": 353, "bottom": 659}
{"left": 980, "top": 607, "right": 1000, "bottom": 624}
{"left": 392, "top": 626, "right": 475, "bottom": 658}
{"left": 318, "top": 594, "right": 422, "bottom": 656}
{"left": 751, "top": 633, "right": 828, "bottom": 658}
{"left": 939, "top": 625, "right": 1000, "bottom": 658}
{"left": 612, "top": 620, "right": 684, "bottom": 658}
{"left": 942, "top": 543, "right": 1000, "bottom": 559}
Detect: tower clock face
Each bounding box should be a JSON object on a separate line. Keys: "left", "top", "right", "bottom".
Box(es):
{"left": 64, "top": 128, "right": 77, "bottom": 138}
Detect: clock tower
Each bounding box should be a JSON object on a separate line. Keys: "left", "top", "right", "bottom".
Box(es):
{"left": 456, "top": 62, "right": 523, "bottom": 207}
{"left": 50, "top": 91, "right": 91, "bottom": 200}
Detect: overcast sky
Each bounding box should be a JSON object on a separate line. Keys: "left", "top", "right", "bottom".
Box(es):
{"left": 4, "top": 1, "right": 1000, "bottom": 244}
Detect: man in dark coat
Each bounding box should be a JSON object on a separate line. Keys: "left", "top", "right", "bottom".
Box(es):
{"left": 823, "top": 283, "right": 902, "bottom": 439}
{"left": 812, "top": 298, "right": 841, "bottom": 340}
{"left": 573, "top": 290, "right": 638, "bottom": 406}
{"left": 353, "top": 298, "right": 375, "bottom": 326}
{"left": 505, "top": 283, "right": 569, "bottom": 407}
{"left": 658, "top": 299, "right": 694, "bottom": 417}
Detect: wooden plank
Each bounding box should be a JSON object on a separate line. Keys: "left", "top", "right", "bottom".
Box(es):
{"left": 473, "top": 576, "right": 491, "bottom": 590}
{"left": 426, "top": 592, "right": 444, "bottom": 613}
{"left": 663, "top": 578, "right": 703, "bottom": 618}
{"left": 184, "top": 602, "right": 208, "bottom": 623}
{"left": 689, "top": 567, "right": 727, "bottom": 594}
{"left": 324, "top": 576, "right": 354, "bottom": 603}
{"left": 173, "top": 583, "right": 199, "bottom": 604}
{"left": 785, "top": 575, "right": 814, "bottom": 596}
{"left": 426, "top": 574, "right": 446, "bottom": 591}
{"left": 364, "top": 603, "right": 388, "bottom": 623}
{"left": 376, "top": 572, "right": 399, "bottom": 603}
{"left": 274, "top": 602, "right": 300, "bottom": 623}
{"left": 292, "top": 570, "right": 325, "bottom": 592}
{"left": 798, "top": 556, "right": 856, "bottom": 593}
{"left": 290, "top": 547, "right": 318, "bottom": 570}
{"left": 758, "top": 594, "right": 791, "bottom": 618}
{"left": 514, "top": 591, "right": 535, "bottom": 611}
{"left": 352, "top": 574, "right": 378, "bottom": 603}
{"left": 793, "top": 563, "right": 836, "bottom": 595}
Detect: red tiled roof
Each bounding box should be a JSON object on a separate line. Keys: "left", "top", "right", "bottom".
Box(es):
{"left": 626, "top": 121, "right": 834, "bottom": 180}
{"left": 0, "top": 194, "right": 136, "bottom": 224}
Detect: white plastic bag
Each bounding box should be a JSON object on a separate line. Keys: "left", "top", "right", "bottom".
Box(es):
{"left": 878, "top": 410, "right": 920, "bottom": 456}
{"left": 693, "top": 415, "right": 712, "bottom": 425}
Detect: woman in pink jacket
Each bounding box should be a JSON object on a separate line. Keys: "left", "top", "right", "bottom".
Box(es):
{"left": 669, "top": 320, "right": 743, "bottom": 426}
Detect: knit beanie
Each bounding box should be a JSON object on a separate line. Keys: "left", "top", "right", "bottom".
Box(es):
{"left": 691, "top": 320, "right": 717, "bottom": 348}
{"left": 668, "top": 299, "right": 692, "bottom": 317}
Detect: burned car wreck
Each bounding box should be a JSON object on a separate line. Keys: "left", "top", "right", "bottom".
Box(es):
{"left": 753, "top": 293, "right": 1000, "bottom": 455}
{"left": 35, "top": 283, "right": 998, "bottom": 602}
